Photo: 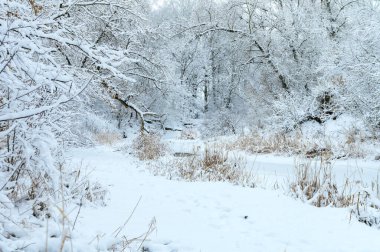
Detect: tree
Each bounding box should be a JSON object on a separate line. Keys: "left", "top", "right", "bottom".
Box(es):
{"left": 0, "top": 1, "right": 162, "bottom": 249}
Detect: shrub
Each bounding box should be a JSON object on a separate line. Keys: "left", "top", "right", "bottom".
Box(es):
{"left": 349, "top": 178, "right": 380, "bottom": 228}
{"left": 289, "top": 158, "right": 339, "bottom": 207}
{"left": 228, "top": 128, "right": 372, "bottom": 160}
{"left": 288, "top": 158, "right": 380, "bottom": 228}
{"left": 228, "top": 132, "right": 305, "bottom": 155}
{"left": 94, "top": 133, "right": 122, "bottom": 145}
{"left": 132, "top": 133, "right": 166, "bottom": 160}
{"left": 0, "top": 162, "right": 107, "bottom": 251}
{"left": 337, "top": 126, "right": 367, "bottom": 158}
{"left": 151, "top": 146, "right": 255, "bottom": 187}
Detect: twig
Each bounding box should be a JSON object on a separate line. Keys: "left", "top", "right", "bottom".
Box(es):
{"left": 113, "top": 196, "right": 142, "bottom": 237}
{"left": 72, "top": 196, "right": 84, "bottom": 231}
{"left": 137, "top": 217, "right": 157, "bottom": 251}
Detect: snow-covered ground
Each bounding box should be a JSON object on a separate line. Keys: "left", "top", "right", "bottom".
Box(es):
{"left": 164, "top": 135, "right": 380, "bottom": 188}
{"left": 65, "top": 144, "right": 380, "bottom": 252}
{"left": 245, "top": 154, "right": 380, "bottom": 188}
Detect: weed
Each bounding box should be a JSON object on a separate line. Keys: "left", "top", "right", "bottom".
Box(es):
{"left": 132, "top": 133, "right": 166, "bottom": 160}
{"left": 152, "top": 146, "right": 255, "bottom": 187}
{"left": 228, "top": 132, "right": 305, "bottom": 155}
{"left": 94, "top": 133, "right": 122, "bottom": 145}
{"left": 289, "top": 158, "right": 380, "bottom": 228}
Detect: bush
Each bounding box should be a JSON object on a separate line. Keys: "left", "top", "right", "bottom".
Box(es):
{"left": 350, "top": 180, "right": 380, "bottom": 228}
{"left": 288, "top": 158, "right": 380, "bottom": 228}
{"left": 151, "top": 146, "right": 255, "bottom": 187}
{"left": 0, "top": 162, "right": 107, "bottom": 251}
{"left": 132, "top": 133, "right": 166, "bottom": 160}
{"left": 94, "top": 132, "right": 122, "bottom": 145}
{"left": 228, "top": 132, "right": 305, "bottom": 155}
{"left": 228, "top": 126, "right": 373, "bottom": 160}
{"left": 289, "top": 158, "right": 342, "bottom": 207}
{"left": 84, "top": 113, "right": 122, "bottom": 146}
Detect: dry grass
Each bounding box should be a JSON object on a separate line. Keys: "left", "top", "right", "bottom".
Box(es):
{"left": 94, "top": 132, "right": 122, "bottom": 145}
{"left": 132, "top": 133, "right": 166, "bottom": 160}
{"left": 60, "top": 163, "right": 107, "bottom": 207}
{"left": 228, "top": 132, "right": 305, "bottom": 155}
{"left": 288, "top": 157, "right": 380, "bottom": 228}
{"left": 289, "top": 158, "right": 353, "bottom": 207}
{"left": 0, "top": 162, "right": 108, "bottom": 251}
{"left": 349, "top": 176, "right": 380, "bottom": 227}
{"left": 228, "top": 129, "right": 371, "bottom": 160}
{"left": 151, "top": 146, "right": 255, "bottom": 187}
{"left": 180, "top": 128, "right": 198, "bottom": 140}
{"left": 338, "top": 127, "right": 367, "bottom": 158}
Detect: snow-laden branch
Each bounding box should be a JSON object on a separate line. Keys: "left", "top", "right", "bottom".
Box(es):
{"left": 0, "top": 123, "right": 17, "bottom": 138}
{"left": 102, "top": 81, "right": 161, "bottom": 132}
{"left": 0, "top": 76, "right": 92, "bottom": 122}
{"left": 53, "top": 1, "right": 147, "bottom": 21}
{"left": 34, "top": 30, "right": 136, "bottom": 83}
{"left": 0, "top": 98, "right": 66, "bottom": 122}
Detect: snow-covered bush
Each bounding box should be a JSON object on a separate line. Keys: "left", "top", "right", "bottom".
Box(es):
{"left": 289, "top": 159, "right": 349, "bottom": 207}
{"left": 228, "top": 132, "right": 305, "bottom": 155}
{"left": 152, "top": 146, "right": 255, "bottom": 187}
{"left": 82, "top": 113, "right": 122, "bottom": 145}
{"left": 350, "top": 188, "right": 380, "bottom": 228}
{"left": 0, "top": 162, "right": 107, "bottom": 251}
{"left": 289, "top": 159, "right": 380, "bottom": 228}
{"left": 0, "top": 1, "right": 83, "bottom": 222}
{"left": 270, "top": 82, "right": 345, "bottom": 132}
{"left": 271, "top": 91, "right": 315, "bottom": 132}
{"left": 132, "top": 133, "right": 166, "bottom": 160}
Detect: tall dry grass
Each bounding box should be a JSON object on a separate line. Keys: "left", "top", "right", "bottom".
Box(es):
{"left": 132, "top": 133, "right": 166, "bottom": 160}
{"left": 288, "top": 157, "right": 380, "bottom": 228}
{"left": 228, "top": 129, "right": 372, "bottom": 160}
{"left": 151, "top": 146, "right": 256, "bottom": 187}
{"left": 227, "top": 132, "right": 306, "bottom": 155}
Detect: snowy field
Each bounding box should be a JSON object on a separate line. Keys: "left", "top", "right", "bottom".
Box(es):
{"left": 64, "top": 143, "right": 380, "bottom": 252}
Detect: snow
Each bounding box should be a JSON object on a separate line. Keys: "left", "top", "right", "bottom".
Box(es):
{"left": 62, "top": 145, "right": 380, "bottom": 252}
{"left": 2, "top": 0, "right": 380, "bottom": 251}
{"left": 245, "top": 154, "right": 380, "bottom": 187}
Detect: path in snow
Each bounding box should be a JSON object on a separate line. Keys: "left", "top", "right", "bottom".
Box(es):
{"left": 70, "top": 146, "right": 380, "bottom": 252}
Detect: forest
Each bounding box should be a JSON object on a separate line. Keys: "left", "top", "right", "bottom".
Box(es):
{"left": 1, "top": 0, "right": 380, "bottom": 251}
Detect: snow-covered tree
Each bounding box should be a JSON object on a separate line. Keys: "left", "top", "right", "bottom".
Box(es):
{"left": 0, "top": 1, "right": 162, "bottom": 249}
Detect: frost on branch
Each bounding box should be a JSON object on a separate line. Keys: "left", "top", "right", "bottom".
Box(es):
{"left": 102, "top": 80, "right": 161, "bottom": 133}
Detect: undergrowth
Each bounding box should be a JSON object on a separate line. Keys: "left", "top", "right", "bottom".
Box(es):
{"left": 0, "top": 162, "right": 107, "bottom": 251}
{"left": 227, "top": 132, "right": 305, "bottom": 155}
{"left": 228, "top": 128, "right": 374, "bottom": 160}
{"left": 151, "top": 146, "right": 255, "bottom": 187}
{"left": 288, "top": 156, "right": 380, "bottom": 229}
{"left": 132, "top": 133, "right": 166, "bottom": 160}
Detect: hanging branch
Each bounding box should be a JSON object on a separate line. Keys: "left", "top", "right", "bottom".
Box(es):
{"left": 101, "top": 81, "right": 160, "bottom": 133}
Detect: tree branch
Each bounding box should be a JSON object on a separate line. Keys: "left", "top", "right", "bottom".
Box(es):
{"left": 101, "top": 81, "right": 160, "bottom": 132}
